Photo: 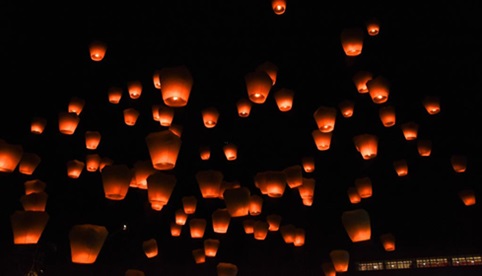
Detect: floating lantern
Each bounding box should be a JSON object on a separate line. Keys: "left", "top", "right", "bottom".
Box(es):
{"left": 393, "top": 159, "right": 408, "bottom": 176}
{"left": 146, "top": 171, "right": 176, "bottom": 211}
{"left": 212, "top": 208, "right": 231, "bottom": 234}
{"left": 354, "top": 176, "right": 372, "bottom": 198}
{"left": 196, "top": 169, "right": 224, "bottom": 198}
{"left": 68, "top": 96, "right": 85, "bottom": 115}
{"left": 379, "top": 105, "right": 396, "bottom": 127}
{"left": 236, "top": 98, "right": 252, "bottom": 117}
{"left": 329, "top": 249, "right": 350, "bottom": 272}
{"left": 11, "top": 210, "right": 49, "bottom": 244}
{"left": 182, "top": 195, "right": 197, "bottom": 214}
{"left": 101, "top": 164, "right": 133, "bottom": 200}
{"left": 223, "top": 142, "right": 237, "bottom": 161}
{"left": 400, "top": 121, "right": 419, "bottom": 140}
{"left": 253, "top": 221, "right": 269, "bottom": 240}
{"left": 271, "top": 0, "right": 287, "bottom": 15}
{"left": 352, "top": 70, "right": 372, "bottom": 93}
{"left": 31, "top": 117, "right": 47, "bottom": 134}
{"left": 170, "top": 222, "right": 182, "bottom": 237}
{"left": 417, "top": 139, "right": 432, "bottom": 157}
{"left": 249, "top": 194, "right": 263, "bottom": 216}
{"left": 145, "top": 130, "right": 182, "bottom": 170}
{"left": 366, "top": 18, "right": 380, "bottom": 36}
{"left": 380, "top": 233, "right": 396, "bottom": 251}
{"left": 189, "top": 218, "right": 207, "bottom": 238}
{"left": 108, "top": 86, "right": 123, "bottom": 104}
{"left": 20, "top": 192, "right": 48, "bottom": 211}
{"left": 422, "top": 96, "right": 441, "bottom": 115}
{"left": 202, "top": 107, "right": 220, "bottom": 128}
{"left": 192, "top": 248, "right": 206, "bottom": 264}
{"left": 24, "top": 179, "right": 46, "bottom": 195}
{"left": 85, "top": 131, "right": 102, "bottom": 150}
{"left": 123, "top": 108, "right": 140, "bottom": 126}
{"left": 340, "top": 27, "right": 364, "bottom": 56}
{"left": 301, "top": 156, "right": 315, "bottom": 173}
{"left": 266, "top": 214, "right": 282, "bottom": 231}
{"left": 69, "top": 224, "right": 108, "bottom": 264}
{"left": 273, "top": 88, "right": 294, "bottom": 112}
{"left": 245, "top": 70, "right": 272, "bottom": 104}
{"left": 283, "top": 165, "right": 303, "bottom": 189}
{"left": 66, "top": 159, "right": 84, "bottom": 179}
{"left": 85, "top": 153, "right": 101, "bottom": 172}
{"left": 223, "top": 187, "right": 250, "bottom": 217}
{"left": 338, "top": 99, "right": 355, "bottom": 118}
{"left": 152, "top": 70, "right": 161, "bottom": 89}
{"left": 313, "top": 106, "right": 337, "bottom": 133}
{"left": 341, "top": 208, "right": 371, "bottom": 242}
{"left": 158, "top": 105, "right": 175, "bottom": 127}
{"left": 143, "top": 238, "right": 158, "bottom": 258}
{"left": 312, "top": 129, "right": 333, "bottom": 151}
{"left": 450, "top": 154, "right": 467, "bottom": 173}
{"left": 280, "top": 224, "right": 296, "bottom": 244}
{"left": 18, "top": 152, "right": 41, "bottom": 175}
{"left": 58, "top": 112, "right": 80, "bottom": 135}
{"left": 353, "top": 134, "right": 378, "bottom": 160}
{"left": 175, "top": 208, "right": 188, "bottom": 225}
{"left": 458, "top": 189, "right": 476, "bottom": 206}
{"left": 89, "top": 41, "right": 107, "bottom": 61}
{"left": 366, "top": 75, "right": 390, "bottom": 104}
{"left": 199, "top": 145, "right": 211, "bottom": 160}
{"left": 127, "top": 80, "right": 142, "bottom": 99}
{"left": 159, "top": 65, "right": 193, "bottom": 107}
{"left": 217, "top": 262, "right": 238, "bottom": 276}
{"left": 347, "top": 187, "right": 361, "bottom": 204}
{"left": 204, "top": 239, "right": 220, "bottom": 257}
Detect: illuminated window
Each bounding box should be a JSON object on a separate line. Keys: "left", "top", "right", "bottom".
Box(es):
{"left": 452, "top": 255, "right": 482, "bottom": 266}
{"left": 416, "top": 257, "right": 448, "bottom": 268}
{"left": 357, "top": 261, "right": 384, "bottom": 271}
{"left": 385, "top": 260, "right": 412, "bottom": 269}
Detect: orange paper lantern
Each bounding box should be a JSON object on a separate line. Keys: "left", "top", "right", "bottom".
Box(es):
{"left": 101, "top": 164, "right": 133, "bottom": 200}
{"left": 30, "top": 117, "right": 47, "bottom": 134}
{"left": 341, "top": 208, "right": 371, "bottom": 242}
{"left": 245, "top": 70, "right": 272, "bottom": 104}
{"left": 145, "top": 130, "right": 182, "bottom": 170}
{"left": 159, "top": 65, "right": 193, "bottom": 107}
{"left": 236, "top": 98, "right": 252, "bottom": 117}
{"left": 18, "top": 152, "right": 41, "bottom": 175}
{"left": 11, "top": 210, "right": 49, "bottom": 244}
{"left": 196, "top": 169, "right": 224, "bottom": 198}
{"left": 58, "top": 112, "right": 80, "bottom": 135}
{"left": 379, "top": 105, "right": 396, "bottom": 127}
{"left": 127, "top": 80, "right": 143, "bottom": 99}
{"left": 313, "top": 106, "right": 337, "bottom": 133}
{"left": 340, "top": 27, "right": 364, "bottom": 56}
{"left": 69, "top": 224, "right": 108, "bottom": 264}
{"left": 271, "top": 0, "right": 287, "bottom": 15}
{"left": 366, "top": 75, "right": 390, "bottom": 104}
{"left": 89, "top": 41, "right": 107, "bottom": 61}
{"left": 273, "top": 88, "right": 294, "bottom": 112}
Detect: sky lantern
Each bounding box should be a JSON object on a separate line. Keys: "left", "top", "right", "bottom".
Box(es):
{"left": 182, "top": 195, "right": 197, "bottom": 214}
{"left": 340, "top": 27, "right": 364, "bottom": 56}
{"left": 152, "top": 70, "right": 161, "bottom": 89}
{"left": 202, "top": 106, "right": 220, "bottom": 128}
{"left": 18, "top": 152, "right": 41, "bottom": 175}
{"left": 159, "top": 65, "right": 193, "bottom": 107}
{"left": 58, "top": 112, "right": 80, "bottom": 135}
{"left": 347, "top": 187, "right": 361, "bottom": 204}
{"left": 223, "top": 142, "right": 237, "bottom": 161}
{"left": 380, "top": 233, "right": 396, "bottom": 251}
{"left": 158, "top": 105, "right": 175, "bottom": 127}
{"left": 253, "top": 220, "right": 270, "bottom": 240}
{"left": 189, "top": 218, "right": 207, "bottom": 238}
{"left": 298, "top": 178, "right": 315, "bottom": 206}
{"left": 256, "top": 61, "right": 278, "bottom": 85}
{"left": 151, "top": 104, "right": 161, "bottom": 122}
{"left": 450, "top": 154, "right": 467, "bottom": 173}
{"left": 85, "top": 153, "right": 101, "bottom": 172}
{"left": 352, "top": 70, "right": 372, "bottom": 93}
{"left": 245, "top": 70, "right": 272, "bottom": 104}
{"left": 400, "top": 121, "right": 419, "bottom": 140}
{"left": 293, "top": 228, "right": 306, "bottom": 246}
{"left": 145, "top": 130, "right": 182, "bottom": 170}
{"left": 353, "top": 133, "right": 378, "bottom": 160}
{"left": 458, "top": 189, "right": 476, "bottom": 206}
{"left": 217, "top": 262, "right": 238, "bottom": 276}
{"left": 24, "top": 179, "right": 46, "bottom": 195}
{"left": 142, "top": 238, "right": 158, "bottom": 258}
{"left": 321, "top": 261, "right": 336, "bottom": 276}
{"left": 263, "top": 170, "right": 286, "bottom": 198}
{"left": 338, "top": 99, "right": 355, "bottom": 118}
{"left": 123, "top": 108, "right": 140, "bottom": 126}
{"left": 199, "top": 145, "right": 211, "bottom": 160}
{"left": 342, "top": 208, "right": 371, "bottom": 242}
{"left": 196, "top": 169, "right": 224, "bottom": 198}
{"left": 301, "top": 156, "right": 315, "bottom": 173}
{"left": 89, "top": 40, "right": 107, "bottom": 61}
{"left": 312, "top": 129, "right": 333, "bottom": 151}
{"left": 329, "top": 249, "right": 350, "bottom": 272}
{"left": 365, "top": 17, "right": 380, "bottom": 36}
{"left": 127, "top": 80, "right": 142, "bottom": 99}
{"left": 354, "top": 176, "right": 372, "bottom": 198}
{"left": 422, "top": 96, "right": 441, "bottom": 115}
{"left": 366, "top": 75, "right": 390, "bottom": 104}
{"left": 393, "top": 159, "right": 408, "bottom": 176}
{"left": 146, "top": 171, "right": 176, "bottom": 211}
{"left": 170, "top": 222, "right": 182, "bottom": 237}
{"left": 101, "top": 164, "right": 133, "bottom": 200}
{"left": 273, "top": 88, "right": 294, "bottom": 112}
{"left": 192, "top": 248, "right": 206, "bottom": 264}
{"left": 417, "top": 139, "right": 432, "bottom": 157}
{"left": 10, "top": 210, "right": 49, "bottom": 244}
{"left": 66, "top": 159, "right": 84, "bottom": 179}
{"left": 175, "top": 208, "right": 188, "bottom": 225}
{"left": 85, "top": 131, "right": 102, "bottom": 150}
{"left": 266, "top": 214, "right": 282, "bottom": 231}
{"left": 212, "top": 208, "right": 231, "bottom": 234}
{"left": 69, "top": 224, "right": 108, "bottom": 264}
{"left": 236, "top": 98, "right": 252, "bottom": 117}
{"left": 131, "top": 160, "right": 156, "bottom": 190}
{"left": 30, "top": 117, "right": 47, "bottom": 134}
{"left": 283, "top": 164, "right": 303, "bottom": 188}
{"left": 280, "top": 224, "right": 296, "bottom": 244}
{"left": 223, "top": 186, "right": 250, "bottom": 217}
{"left": 108, "top": 86, "right": 123, "bottom": 104}
{"left": 379, "top": 105, "right": 396, "bottom": 127}
{"left": 313, "top": 106, "right": 337, "bottom": 133}
{"left": 271, "top": 0, "right": 287, "bottom": 15}
{"left": 20, "top": 192, "right": 48, "bottom": 211}
{"left": 68, "top": 96, "right": 85, "bottom": 115}
{"left": 249, "top": 194, "right": 263, "bottom": 216}
{"left": 243, "top": 219, "right": 255, "bottom": 234}
{"left": 204, "top": 238, "right": 220, "bottom": 257}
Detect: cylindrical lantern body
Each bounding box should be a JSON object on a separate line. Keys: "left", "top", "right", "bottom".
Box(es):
{"left": 196, "top": 169, "right": 224, "bottom": 198}
{"left": 212, "top": 208, "right": 231, "bottom": 234}
{"left": 312, "top": 130, "right": 333, "bottom": 151}
{"left": 245, "top": 70, "right": 272, "bottom": 104}
{"left": 417, "top": 139, "right": 432, "bottom": 157}
{"left": 204, "top": 238, "right": 220, "bottom": 257}
{"left": 108, "top": 86, "right": 123, "bottom": 104}
{"left": 422, "top": 96, "right": 441, "bottom": 115}
{"left": 158, "top": 105, "right": 175, "bottom": 127}
{"left": 58, "top": 112, "right": 80, "bottom": 135}
{"left": 280, "top": 224, "right": 296, "bottom": 244}
{"left": 192, "top": 248, "right": 206, "bottom": 264}
{"left": 152, "top": 70, "right": 161, "bottom": 89}
{"left": 170, "top": 222, "right": 182, "bottom": 237}
{"left": 31, "top": 117, "right": 47, "bottom": 134}
{"left": 159, "top": 65, "right": 193, "bottom": 107}
{"left": 301, "top": 156, "right": 315, "bottom": 173}
{"left": 199, "top": 146, "right": 211, "bottom": 161}
{"left": 223, "top": 187, "right": 250, "bottom": 217}
{"left": 85, "top": 153, "right": 101, "bottom": 172}
{"left": 393, "top": 159, "right": 408, "bottom": 177}
{"left": 24, "top": 179, "right": 46, "bottom": 195}
{"left": 68, "top": 96, "right": 85, "bottom": 115}
{"left": 313, "top": 106, "right": 337, "bottom": 133}
{"left": 367, "top": 76, "right": 390, "bottom": 104}
{"left": 142, "top": 238, "right": 158, "bottom": 258}
{"left": 249, "top": 194, "right": 263, "bottom": 216}
{"left": 253, "top": 221, "right": 269, "bottom": 240}
{"left": 127, "top": 80, "right": 142, "bottom": 99}
{"left": 123, "top": 108, "right": 140, "bottom": 126}
{"left": 18, "top": 152, "right": 41, "bottom": 175}
{"left": 283, "top": 165, "right": 303, "bottom": 189}
{"left": 11, "top": 211, "right": 49, "bottom": 244}
{"left": 400, "top": 121, "right": 419, "bottom": 140}
{"left": 101, "top": 164, "right": 133, "bottom": 200}
{"left": 236, "top": 98, "right": 252, "bottom": 117}
{"left": 223, "top": 143, "right": 237, "bottom": 161}
{"left": 242, "top": 219, "right": 255, "bottom": 234}
{"left": 353, "top": 134, "right": 378, "bottom": 160}
{"left": 451, "top": 154, "right": 467, "bottom": 173}
{"left": 145, "top": 130, "right": 182, "bottom": 170}
{"left": 69, "top": 224, "right": 108, "bottom": 264}
{"left": 125, "top": 269, "right": 145, "bottom": 276}
{"left": 352, "top": 70, "right": 372, "bottom": 93}
{"left": 342, "top": 208, "right": 371, "bottom": 242}
{"left": 217, "top": 262, "right": 238, "bottom": 276}
{"left": 347, "top": 187, "right": 361, "bottom": 204}
{"left": 298, "top": 178, "right": 315, "bottom": 205}
{"left": 380, "top": 233, "right": 396, "bottom": 251}
{"left": 182, "top": 195, "right": 197, "bottom": 214}
{"left": 189, "top": 218, "right": 207, "bottom": 238}
{"left": 147, "top": 171, "right": 176, "bottom": 211}
{"left": 256, "top": 61, "right": 278, "bottom": 85}
{"left": 366, "top": 17, "right": 380, "bottom": 36}
{"left": 293, "top": 228, "right": 305, "bottom": 246}
{"left": 132, "top": 160, "right": 156, "bottom": 190}
{"left": 263, "top": 171, "right": 286, "bottom": 198}
{"left": 274, "top": 88, "right": 294, "bottom": 112}
{"left": 354, "top": 177, "right": 372, "bottom": 198}
{"left": 266, "top": 214, "right": 282, "bottom": 231}
{"left": 66, "top": 159, "right": 84, "bottom": 179}
{"left": 89, "top": 41, "right": 107, "bottom": 61}
{"left": 459, "top": 189, "right": 476, "bottom": 206}
{"left": 338, "top": 99, "right": 355, "bottom": 118}
{"left": 20, "top": 192, "right": 48, "bottom": 211}
{"left": 379, "top": 105, "right": 396, "bottom": 127}
{"left": 329, "top": 249, "right": 350, "bottom": 272}
{"left": 271, "top": 0, "right": 287, "bottom": 15}
{"left": 175, "top": 208, "right": 188, "bottom": 225}
{"left": 85, "top": 131, "right": 102, "bottom": 150}
{"left": 202, "top": 107, "right": 219, "bottom": 128}
{"left": 340, "top": 27, "right": 364, "bottom": 56}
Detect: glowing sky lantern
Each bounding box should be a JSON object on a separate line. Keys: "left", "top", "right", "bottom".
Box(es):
{"left": 271, "top": 0, "right": 287, "bottom": 15}
{"left": 89, "top": 40, "right": 107, "bottom": 61}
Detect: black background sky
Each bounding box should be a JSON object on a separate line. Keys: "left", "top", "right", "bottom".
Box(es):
{"left": 1, "top": 1, "right": 482, "bottom": 276}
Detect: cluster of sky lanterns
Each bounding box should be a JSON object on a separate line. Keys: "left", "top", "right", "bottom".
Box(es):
{"left": 0, "top": 2, "right": 477, "bottom": 275}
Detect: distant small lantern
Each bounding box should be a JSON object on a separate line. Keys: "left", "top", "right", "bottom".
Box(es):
{"left": 212, "top": 208, "right": 231, "bottom": 234}
{"left": 313, "top": 106, "right": 337, "bottom": 133}
{"left": 131, "top": 160, "right": 156, "bottom": 190}
{"left": 202, "top": 107, "right": 220, "bottom": 128}
{"left": 283, "top": 165, "right": 303, "bottom": 189}
{"left": 152, "top": 70, "right": 161, "bottom": 89}
{"left": 159, "top": 65, "right": 193, "bottom": 107}
{"left": 243, "top": 219, "right": 255, "bottom": 234}
{"left": 223, "top": 142, "right": 238, "bottom": 161}
{"left": 217, "top": 262, "right": 238, "bottom": 276}
{"left": 340, "top": 27, "right": 364, "bottom": 56}
{"left": 151, "top": 104, "right": 161, "bottom": 121}
{"left": 196, "top": 169, "right": 224, "bottom": 198}
{"left": 380, "top": 233, "right": 396, "bottom": 251}
{"left": 366, "top": 75, "right": 390, "bottom": 104}
{"left": 58, "top": 112, "right": 80, "bottom": 135}
{"left": 354, "top": 176, "right": 372, "bottom": 198}
{"left": 312, "top": 129, "right": 333, "bottom": 151}
{"left": 450, "top": 154, "right": 467, "bottom": 173}
{"left": 31, "top": 117, "right": 47, "bottom": 134}
{"left": 347, "top": 187, "right": 361, "bottom": 204}
{"left": 298, "top": 178, "right": 315, "bottom": 206}
{"left": 85, "top": 131, "right": 102, "bottom": 150}
{"left": 18, "top": 152, "right": 41, "bottom": 175}
{"left": 293, "top": 228, "right": 305, "bottom": 246}
{"left": 341, "top": 208, "right": 371, "bottom": 242}
{"left": 352, "top": 70, "right": 372, "bottom": 93}
{"left": 422, "top": 96, "right": 441, "bottom": 115}
{"left": 366, "top": 18, "right": 380, "bottom": 36}
{"left": 108, "top": 86, "right": 123, "bottom": 104}
{"left": 143, "top": 238, "right": 158, "bottom": 258}
{"left": 245, "top": 70, "right": 272, "bottom": 104}
{"left": 271, "top": 0, "right": 287, "bottom": 15}
{"left": 182, "top": 195, "right": 197, "bottom": 214}
{"left": 400, "top": 121, "right": 419, "bottom": 140}
{"left": 158, "top": 105, "right": 175, "bottom": 127}
{"left": 145, "top": 130, "right": 182, "bottom": 170}
{"left": 253, "top": 221, "right": 270, "bottom": 240}
{"left": 175, "top": 208, "right": 188, "bottom": 225}
{"left": 170, "top": 222, "right": 182, "bottom": 237}
{"left": 68, "top": 96, "right": 85, "bottom": 115}
{"left": 266, "top": 214, "right": 282, "bottom": 231}
{"left": 302, "top": 156, "right": 315, "bottom": 173}
{"left": 329, "top": 249, "right": 350, "bottom": 272}
{"left": 85, "top": 153, "right": 101, "bottom": 172}
{"left": 338, "top": 99, "right": 355, "bottom": 118}
{"left": 20, "top": 192, "right": 48, "bottom": 211}
{"left": 379, "top": 105, "right": 396, "bottom": 127}
{"left": 223, "top": 187, "right": 250, "bottom": 217}
{"left": 280, "top": 224, "right": 296, "bottom": 244}
{"left": 264, "top": 170, "right": 286, "bottom": 198}
{"left": 11, "top": 210, "right": 49, "bottom": 244}
{"left": 458, "top": 189, "right": 476, "bottom": 206}
{"left": 417, "top": 139, "right": 432, "bottom": 157}
{"left": 273, "top": 88, "right": 294, "bottom": 112}
{"left": 249, "top": 194, "right": 263, "bottom": 216}
{"left": 192, "top": 248, "right": 206, "bottom": 264}
{"left": 123, "top": 108, "right": 140, "bottom": 126}
{"left": 101, "top": 164, "right": 133, "bottom": 200}
{"left": 199, "top": 145, "right": 211, "bottom": 160}
{"left": 127, "top": 80, "right": 142, "bottom": 99}
{"left": 204, "top": 238, "right": 220, "bottom": 257}
{"left": 256, "top": 61, "right": 278, "bottom": 85}
{"left": 393, "top": 159, "right": 408, "bottom": 176}
{"left": 69, "top": 224, "right": 108, "bottom": 264}
{"left": 189, "top": 218, "right": 207, "bottom": 238}
{"left": 66, "top": 159, "right": 84, "bottom": 179}
{"left": 24, "top": 179, "right": 46, "bottom": 195}
{"left": 146, "top": 171, "right": 176, "bottom": 211}
{"left": 89, "top": 40, "right": 107, "bottom": 61}
{"left": 236, "top": 98, "right": 252, "bottom": 117}
{"left": 353, "top": 134, "right": 378, "bottom": 160}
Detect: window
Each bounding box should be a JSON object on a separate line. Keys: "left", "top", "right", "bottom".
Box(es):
{"left": 452, "top": 255, "right": 482, "bottom": 266}
{"left": 357, "top": 261, "right": 384, "bottom": 271}
{"left": 415, "top": 257, "right": 448, "bottom": 268}
{"left": 385, "top": 260, "right": 412, "bottom": 269}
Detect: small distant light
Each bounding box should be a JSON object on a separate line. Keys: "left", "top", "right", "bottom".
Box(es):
{"left": 123, "top": 224, "right": 127, "bottom": 230}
